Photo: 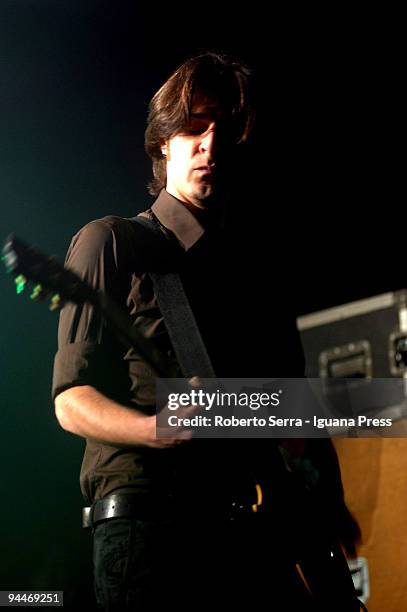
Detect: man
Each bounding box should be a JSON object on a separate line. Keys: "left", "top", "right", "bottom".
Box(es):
{"left": 53, "top": 52, "right": 361, "bottom": 610}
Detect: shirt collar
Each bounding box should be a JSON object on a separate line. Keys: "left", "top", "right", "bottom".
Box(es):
{"left": 151, "top": 189, "right": 205, "bottom": 251}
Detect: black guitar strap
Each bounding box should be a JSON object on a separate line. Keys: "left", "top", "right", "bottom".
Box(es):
{"left": 149, "top": 272, "right": 216, "bottom": 378}
{"left": 132, "top": 214, "right": 216, "bottom": 379}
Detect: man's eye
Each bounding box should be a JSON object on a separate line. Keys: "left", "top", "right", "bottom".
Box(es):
{"left": 183, "top": 121, "right": 209, "bottom": 135}
{"left": 187, "top": 128, "right": 205, "bottom": 135}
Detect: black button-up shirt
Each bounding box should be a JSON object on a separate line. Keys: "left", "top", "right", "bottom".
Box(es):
{"left": 52, "top": 188, "right": 304, "bottom": 504}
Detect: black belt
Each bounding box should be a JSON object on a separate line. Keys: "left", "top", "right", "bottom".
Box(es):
{"left": 83, "top": 490, "right": 263, "bottom": 529}
{"left": 83, "top": 493, "right": 175, "bottom": 529}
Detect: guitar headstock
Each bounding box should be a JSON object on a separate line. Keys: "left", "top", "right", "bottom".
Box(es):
{"left": 2, "top": 234, "right": 95, "bottom": 310}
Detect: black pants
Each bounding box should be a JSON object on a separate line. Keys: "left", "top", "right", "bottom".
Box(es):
{"left": 92, "top": 512, "right": 356, "bottom": 611}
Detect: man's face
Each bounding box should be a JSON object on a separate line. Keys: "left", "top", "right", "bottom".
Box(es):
{"left": 163, "top": 100, "right": 232, "bottom": 209}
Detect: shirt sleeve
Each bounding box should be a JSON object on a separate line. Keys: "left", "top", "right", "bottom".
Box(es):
{"left": 52, "top": 218, "right": 132, "bottom": 402}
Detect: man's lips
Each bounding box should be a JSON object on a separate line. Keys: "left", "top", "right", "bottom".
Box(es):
{"left": 194, "top": 166, "right": 215, "bottom": 175}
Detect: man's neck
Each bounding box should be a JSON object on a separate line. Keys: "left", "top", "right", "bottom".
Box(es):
{"left": 176, "top": 197, "right": 209, "bottom": 224}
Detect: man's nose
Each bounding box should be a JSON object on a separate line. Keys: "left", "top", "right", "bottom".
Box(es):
{"left": 198, "top": 126, "right": 216, "bottom": 158}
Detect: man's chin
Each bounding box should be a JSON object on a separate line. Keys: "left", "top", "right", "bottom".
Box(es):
{"left": 192, "top": 185, "right": 221, "bottom": 207}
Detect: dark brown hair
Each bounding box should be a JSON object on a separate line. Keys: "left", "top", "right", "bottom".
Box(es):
{"left": 144, "top": 52, "right": 256, "bottom": 195}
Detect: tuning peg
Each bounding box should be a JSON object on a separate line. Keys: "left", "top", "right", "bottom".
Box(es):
{"left": 49, "top": 293, "right": 63, "bottom": 311}
{"left": 30, "top": 284, "right": 44, "bottom": 301}
{"left": 14, "top": 274, "right": 27, "bottom": 294}
{"left": 1, "top": 251, "right": 17, "bottom": 274}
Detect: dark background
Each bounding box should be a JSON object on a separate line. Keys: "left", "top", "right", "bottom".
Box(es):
{"left": 0, "top": 1, "right": 401, "bottom": 608}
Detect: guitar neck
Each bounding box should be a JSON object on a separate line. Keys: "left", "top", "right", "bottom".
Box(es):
{"left": 1, "top": 233, "right": 168, "bottom": 378}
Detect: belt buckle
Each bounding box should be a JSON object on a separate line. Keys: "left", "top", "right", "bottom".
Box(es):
{"left": 82, "top": 506, "right": 92, "bottom": 529}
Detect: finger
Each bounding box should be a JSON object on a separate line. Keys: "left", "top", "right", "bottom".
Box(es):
{"left": 156, "top": 428, "right": 193, "bottom": 442}
{"left": 188, "top": 375, "right": 202, "bottom": 388}
{"left": 156, "top": 431, "right": 193, "bottom": 448}
{"left": 175, "top": 429, "right": 193, "bottom": 441}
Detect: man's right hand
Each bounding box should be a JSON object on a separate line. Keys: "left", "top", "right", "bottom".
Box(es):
{"left": 140, "top": 413, "right": 193, "bottom": 449}
{"left": 54, "top": 378, "right": 201, "bottom": 449}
